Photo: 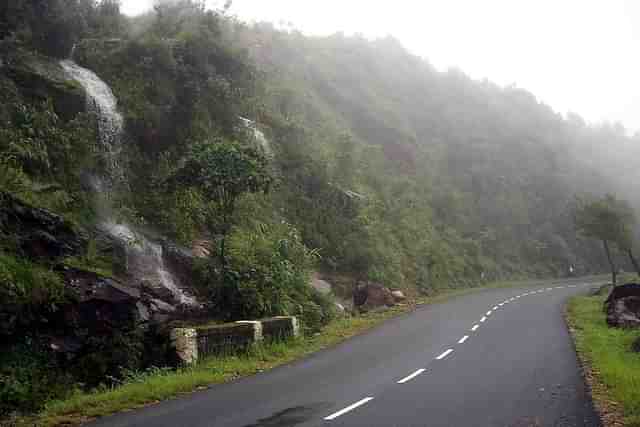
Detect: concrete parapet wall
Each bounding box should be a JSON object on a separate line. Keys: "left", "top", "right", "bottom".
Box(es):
{"left": 171, "top": 316, "right": 298, "bottom": 365}
{"left": 261, "top": 316, "right": 300, "bottom": 340}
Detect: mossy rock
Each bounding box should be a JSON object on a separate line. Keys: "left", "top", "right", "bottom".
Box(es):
{"left": 2, "top": 47, "right": 85, "bottom": 121}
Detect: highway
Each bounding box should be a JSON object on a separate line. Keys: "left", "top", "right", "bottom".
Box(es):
{"left": 91, "top": 281, "right": 601, "bottom": 427}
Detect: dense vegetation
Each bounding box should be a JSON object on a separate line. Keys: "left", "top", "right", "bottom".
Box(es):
{"left": 2, "top": 0, "right": 640, "bottom": 418}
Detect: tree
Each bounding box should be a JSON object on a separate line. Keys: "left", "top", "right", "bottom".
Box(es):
{"left": 169, "top": 138, "right": 273, "bottom": 264}
{"left": 575, "top": 195, "right": 637, "bottom": 285}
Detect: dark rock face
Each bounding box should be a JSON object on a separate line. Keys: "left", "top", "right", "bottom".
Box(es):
{"left": 604, "top": 284, "right": 640, "bottom": 329}
{"left": 0, "top": 192, "right": 87, "bottom": 260}
{"left": 604, "top": 283, "right": 640, "bottom": 306}
{"left": 2, "top": 48, "right": 86, "bottom": 121}
{"left": 59, "top": 266, "right": 146, "bottom": 331}
{"left": 162, "top": 241, "right": 196, "bottom": 288}
{"left": 353, "top": 282, "right": 396, "bottom": 312}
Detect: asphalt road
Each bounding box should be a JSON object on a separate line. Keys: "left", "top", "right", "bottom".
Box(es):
{"left": 91, "top": 280, "right": 602, "bottom": 427}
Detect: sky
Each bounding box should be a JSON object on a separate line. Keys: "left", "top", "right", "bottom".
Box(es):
{"left": 120, "top": 0, "right": 640, "bottom": 133}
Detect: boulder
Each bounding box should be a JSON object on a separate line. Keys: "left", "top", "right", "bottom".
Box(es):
{"left": 2, "top": 48, "right": 85, "bottom": 121}
{"left": 604, "top": 283, "right": 640, "bottom": 306}
{"left": 391, "top": 290, "right": 407, "bottom": 302}
{"left": 604, "top": 283, "right": 640, "bottom": 329}
{"left": 605, "top": 296, "right": 640, "bottom": 329}
{"left": 353, "top": 282, "right": 396, "bottom": 311}
{"left": 0, "top": 191, "right": 87, "bottom": 260}
{"left": 311, "top": 273, "right": 333, "bottom": 295}
{"left": 57, "top": 266, "right": 147, "bottom": 333}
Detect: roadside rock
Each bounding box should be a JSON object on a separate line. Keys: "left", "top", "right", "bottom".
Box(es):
{"left": 604, "top": 283, "right": 640, "bottom": 328}
{"left": 354, "top": 282, "right": 396, "bottom": 312}
{"left": 605, "top": 283, "right": 640, "bottom": 306}
{"left": 391, "top": 290, "right": 407, "bottom": 302}
{"left": 311, "top": 273, "right": 333, "bottom": 295}
{"left": 605, "top": 296, "right": 640, "bottom": 329}
{"left": 0, "top": 191, "right": 86, "bottom": 260}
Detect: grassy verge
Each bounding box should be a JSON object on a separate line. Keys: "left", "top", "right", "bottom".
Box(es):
{"left": 17, "top": 277, "right": 603, "bottom": 426}
{"left": 567, "top": 295, "right": 640, "bottom": 427}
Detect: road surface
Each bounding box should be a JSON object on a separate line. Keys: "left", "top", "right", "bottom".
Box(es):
{"left": 92, "top": 280, "right": 601, "bottom": 427}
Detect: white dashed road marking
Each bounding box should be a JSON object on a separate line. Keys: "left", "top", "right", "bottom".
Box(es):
{"left": 436, "top": 349, "right": 454, "bottom": 360}
{"left": 325, "top": 282, "right": 588, "bottom": 422}
{"left": 397, "top": 368, "right": 426, "bottom": 384}
{"left": 324, "top": 397, "right": 374, "bottom": 420}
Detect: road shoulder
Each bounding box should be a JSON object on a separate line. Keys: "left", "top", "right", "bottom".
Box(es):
{"left": 566, "top": 294, "right": 640, "bottom": 427}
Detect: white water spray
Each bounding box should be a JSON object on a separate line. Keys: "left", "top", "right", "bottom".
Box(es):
{"left": 60, "top": 60, "right": 197, "bottom": 306}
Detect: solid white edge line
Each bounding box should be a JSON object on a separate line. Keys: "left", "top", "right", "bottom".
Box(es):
{"left": 436, "top": 349, "right": 454, "bottom": 360}
{"left": 324, "top": 397, "right": 375, "bottom": 420}
{"left": 471, "top": 324, "right": 479, "bottom": 331}
{"left": 493, "top": 306, "right": 499, "bottom": 310}
{"left": 458, "top": 335, "right": 469, "bottom": 344}
{"left": 480, "top": 316, "right": 487, "bottom": 322}
{"left": 397, "top": 368, "right": 426, "bottom": 384}
{"left": 546, "top": 287, "right": 553, "bottom": 290}
{"left": 486, "top": 310, "right": 492, "bottom": 316}
{"left": 498, "top": 303, "right": 504, "bottom": 306}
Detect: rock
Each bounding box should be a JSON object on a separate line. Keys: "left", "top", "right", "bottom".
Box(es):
{"left": 354, "top": 281, "right": 396, "bottom": 312}
{"left": 311, "top": 273, "right": 333, "bottom": 295}
{"left": 605, "top": 296, "right": 640, "bottom": 329}
{"left": 391, "top": 290, "right": 407, "bottom": 302}
{"left": 632, "top": 337, "right": 640, "bottom": 353}
{"left": 162, "top": 241, "right": 196, "bottom": 288}
{"left": 3, "top": 48, "right": 85, "bottom": 121}
{"left": 0, "top": 191, "right": 87, "bottom": 260}
{"left": 605, "top": 283, "right": 640, "bottom": 306}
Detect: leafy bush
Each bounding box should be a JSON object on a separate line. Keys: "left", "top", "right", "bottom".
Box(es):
{"left": 0, "top": 342, "right": 75, "bottom": 417}
{"left": 0, "top": 253, "right": 66, "bottom": 337}
{"left": 199, "top": 220, "right": 334, "bottom": 332}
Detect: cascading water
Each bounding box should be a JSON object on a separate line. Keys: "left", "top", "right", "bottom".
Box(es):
{"left": 239, "top": 117, "right": 272, "bottom": 155}
{"left": 60, "top": 60, "right": 197, "bottom": 306}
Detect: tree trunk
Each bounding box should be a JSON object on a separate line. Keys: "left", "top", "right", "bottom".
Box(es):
{"left": 627, "top": 248, "right": 640, "bottom": 276}
{"left": 603, "top": 240, "right": 617, "bottom": 286}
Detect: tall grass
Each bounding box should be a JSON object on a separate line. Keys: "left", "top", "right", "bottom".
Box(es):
{"left": 567, "top": 295, "right": 640, "bottom": 427}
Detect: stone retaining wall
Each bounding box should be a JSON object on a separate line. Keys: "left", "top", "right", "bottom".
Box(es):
{"left": 261, "top": 316, "right": 300, "bottom": 341}
{"left": 171, "top": 316, "right": 299, "bottom": 365}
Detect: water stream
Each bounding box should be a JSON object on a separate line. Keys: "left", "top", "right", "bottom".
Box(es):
{"left": 60, "top": 60, "right": 197, "bottom": 306}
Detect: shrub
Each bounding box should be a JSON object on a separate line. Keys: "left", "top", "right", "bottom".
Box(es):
{"left": 0, "top": 342, "right": 75, "bottom": 417}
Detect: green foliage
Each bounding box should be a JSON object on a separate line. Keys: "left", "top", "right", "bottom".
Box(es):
{"left": 567, "top": 295, "right": 640, "bottom": 426}
{"left": 198, "top": 220, "right": 333, "bottom": 332}
{"left": 0, "top": 253, "right": 66, "bottom": 337}
{"left": 575, "top": 194, "right": 635, "bottom": 251}
{"left": 0, "top": 343, "right": 76, "bottom": 417}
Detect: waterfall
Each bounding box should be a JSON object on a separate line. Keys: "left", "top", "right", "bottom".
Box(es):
{"left": 60, "top": 60, "right": 197, "bottom": 307}
{"left": 239, "top": 117, "right": 272, "bottom": 156}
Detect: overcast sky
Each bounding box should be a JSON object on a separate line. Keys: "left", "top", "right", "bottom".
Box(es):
{"left": 120, "top": 0, "right": 640, "bottom": 133}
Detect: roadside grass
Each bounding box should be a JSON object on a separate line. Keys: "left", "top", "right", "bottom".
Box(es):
{"left": 17, "top": 276, "right": 606, "bottom": 426}
{"left": 567, "top": 295, "right": 640, "bottom": 427}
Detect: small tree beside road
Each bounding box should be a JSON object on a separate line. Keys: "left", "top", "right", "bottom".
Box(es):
{"left": 574, "top": 194, "right": 638, "bottom": 285}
